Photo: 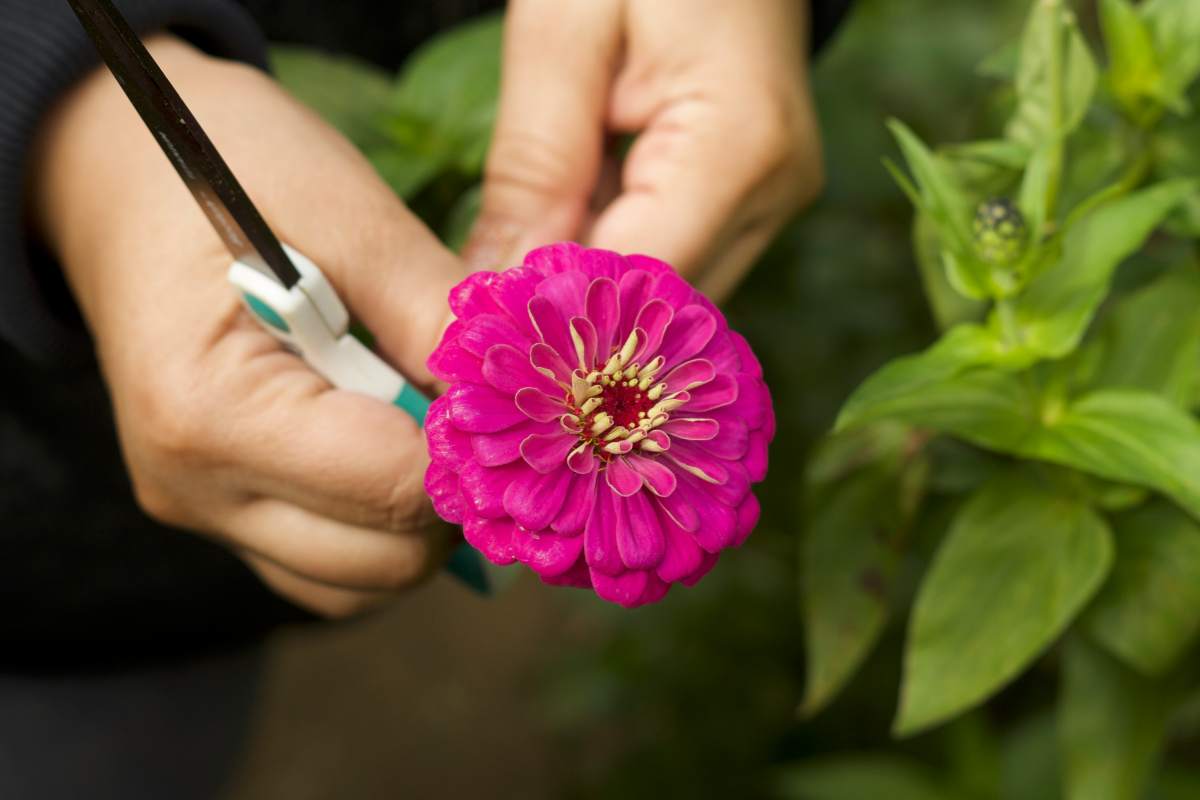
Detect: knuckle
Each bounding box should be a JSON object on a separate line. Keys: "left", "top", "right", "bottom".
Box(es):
{"left": 740, "top": 92, "right": 825, "bottom": 208}
{"left": 129, "top": 472, "right": 182, "bottom": 526}
{"left": 483, "top": 128, "right": 587, "bottom": 206}
{"left": 134, "top": 377, "right": 210, "bottom": 461}
{"left": 374, "top": 539, "right": 434, "bottom": 591}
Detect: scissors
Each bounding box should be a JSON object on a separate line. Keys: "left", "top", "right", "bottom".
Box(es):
{"left": 67, "top": 0, "right": 489, "bottom": 595}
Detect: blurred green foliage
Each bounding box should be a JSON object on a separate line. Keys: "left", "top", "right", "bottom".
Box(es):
{"left": 273, "top": 1, "right": 1200, "bottom": 797}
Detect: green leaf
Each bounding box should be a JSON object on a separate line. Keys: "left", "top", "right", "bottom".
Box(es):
{"left": 1100, "top": 0, "right": 1167, "bottom": 121}
{"left": 1059, "top": 636, "right": 1173, "bottom": 800}
{"left": 1090, "top": 268, "right": 1200, "bottom": 408}
{"left": 1154, "top": 118, "right": 1200, "bottom": 237}
{"left": 1010, "top": 180, "right": 1197, "bottom": 360}
{"left": 914, "top": 215, "right": 987, "bottom": 331}
{"left": 1028, "top": 389, "right": 1200, "bottom": 522}
{"left": 895, "top": 469, "right": 1113, "bottom": 736}
{"left": 999, "top": 714, "right": 1061, "bottom": 800}
{"left": 1007, "top": 0, "right": 1097, "bottom": 147}
{"left": 775, "top": 756, "right": 962, "bottom": 800}
{"left": 835, "top": 325, "right": 1014, "bottom": 435}
{"left": 801, "top": 456, "right": 926, "bottom": 715}
{"left": 389, "top": 14, "right": 502, "bottom": 176}
{"left": 270, "top": 47, "right": 394, "bottom": 150}
{"left": 1143, "top": 0, "right": 1200, "bottom": 112}
{"left": 887, "top": 121, "right": 981, "bottom": 289}
{"left": 1084, "top": 499, "right": 1200, "bottom": 676}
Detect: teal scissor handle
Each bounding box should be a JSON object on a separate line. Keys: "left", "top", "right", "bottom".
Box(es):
{"left": 229, "top": 246, "right": 489, "bottom": 595}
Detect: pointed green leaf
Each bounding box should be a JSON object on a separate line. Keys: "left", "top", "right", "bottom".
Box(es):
{"left": 887, "top": 121, "right": 977, "bottom": 262}
{"left": 1100, "top": 0, "right": 1165, "bottom": 119}
{"left": 1059, "top": 636, "right": 1173, "bottom": 800}
{"left": 1143, "top": 0, "right": 1200, "bottom": 112}
{"left": 270, "top": 47, "right": 394, "bottom": 150}
{"left": 1085, "top": 499, "right": 1200, "bottom": 676}
{"left": 1029, "top": 389, "right": 1200, "bottom": 521}
{"left": 1090, "top": 268, "right": 1200, "bottom": 408}
{"left": 1008, "top": 0, "right": 1097, "bottom": 147}
{"left": 802, "top": 457, "right": 925, "bottom": 715}
{"left": 896, "top": 470, "right": 1113, "bottom": 736}
{"left": 1010, "top": 180, "right": 1197, "bottom": 359}
{"left": 916, "top": 216, "right": 988, "bottom": 332}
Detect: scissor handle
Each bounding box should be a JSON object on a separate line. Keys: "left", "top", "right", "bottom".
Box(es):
{"left": 227, "top": 246, "right": 489, "bottom": 595}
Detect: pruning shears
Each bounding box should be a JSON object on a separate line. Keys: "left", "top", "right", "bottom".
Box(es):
{"left": 67, "top": 0, "right": 489, "bottom": 595}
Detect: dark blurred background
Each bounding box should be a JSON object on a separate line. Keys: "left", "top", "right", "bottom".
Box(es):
{"left": 214, "top": 1, "right": 1035, "bottom": 798}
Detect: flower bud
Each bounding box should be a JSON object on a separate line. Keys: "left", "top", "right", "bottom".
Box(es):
{"left": 973, "top": 197, "right": 1027, "bottom": 266}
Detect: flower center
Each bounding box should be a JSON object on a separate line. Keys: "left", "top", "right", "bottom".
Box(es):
{"left": 560, "top": 329, "right": 687, "bottom": 458}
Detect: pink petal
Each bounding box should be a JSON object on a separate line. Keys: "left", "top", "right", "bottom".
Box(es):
{"left": 697, "top": 332, "right": 740, "bottom": 375}
{"left": 745, "top": 430, "right": 770, "bottom": 482}
{"left": 656, "top": 507, "right": 704, "bottom": 583}
{"left": 515, "top": 387, "right": 567, "bottom": 422}
{"left": 616, "top": 490, "right": 666, "bottom": 570}
{"left": 540, "top": 559, "right": 593, "bottom": 588}
{"left": 535, "top": 270, "right": 589, "bottom": 319}
{"left": 656, "top": 487, "right": 700, "bottom": 532}
{"left": 585, "top": 277, "right": 620, "bottom": 360}
{"left": 503, "top": 466, "right": 573, "bottom": 531}
{"left": 567, "top": 445, "right": 598, "bottom": 475}
{"left": 631, "top": 299, "right": 673, "bottom": 362}
{"left": 584, "top": 487, "right": 623, "bottom": 575}
{"left": 730, "top": 331, "right": 763, "bottom": 379}
{"left": 530, "top": 342, "right": 573, "bottom": 386}
{"left": 605, "top": 456, "right": 643, "bottom": 497}
{"left": 625, "top": 454, "right": 677, "bottom": 497}
{"left": 569, "top": 316, "right": 598, "bottom": 372}
{"left": 483, "top": 344, "right": 560, "bottom": 396}
{"left": 591, "top": 569, "right": 650, "bottom": 608}
{"left": 682, "top": 552, "right": 719, "bottom": 587}
{"left": 448, "top": 383, "right": 526, "bottom": 433}
{"left": 674, "top": 474, "right": 738, "bottom": 552}
{"left": 682, "top": 374, "right": 739, "bottom": 412}
{"left": 523, "top": 242, "right": 584, "bottom": 275}
{"left": 470, "top": 420, "right": 548, "bottom": 467}
{"left": 705, "top": 417, "right": 749, "bottom": 461}
{"left": 636, "top": 575, "right": 671, "bottom": 605}
{"left": 578, "top": 248, "right": 628, "bottom": 280}
{"left": 528, "top": 295, "right": 575, "bottom": 367}
{"left": 657, "top": 305, "right": 717, "bottom": 370}
{"left": 552, "top": 469, "right": 598, "bottom": 536}
{"left": 733, "top": 492, "right": 761, "bottom": 547}
{"left": 425, "top": 395, "right": 472, "bottom": 468}
{"left": 617, "top": 270, "right": 654, "bottom": 342}
{"left": 708, "top": 459, "right": 751, "bottom": 507}
{"left": 424, "top": 461, "right": 463, "bottom": 524}
{"left": 667, "top": 441, "right": 729, "bottom": 485}
{"left": 512, "top": 528, "right": 584, "bottom": 577}
{"left": 642, "top": 430, "right": 671, "bottom": 452}
{"left": 663, "top": 359, "right": 717, "bottom": 394}
{"left": 457, "top": 314, "right": 531, "bottom": 358}
{"left": 427, "top": 339, "right": 485, "bottom": 384}
{"left": 520, "top": 432, "right": 575, "bottom": 473}
{"left": 459, "top": 460, "right": 525, "bottom": 518}
{"left": 463, "top": 516, "right": 518, "bottom": 565}
{"left": 624, "top": 253, "right": 674, "bottom": 277}
{"left": 651, "top": 270, "right": 698, "bottom": 310}
{"left": 489, "top": 266, "right": 543, "bottom": 338}
{"left": 660, "top": 418, "right": 719, "bottom": 442}
{"left": 448, "top": 271, "right": 503, "bottom": 319}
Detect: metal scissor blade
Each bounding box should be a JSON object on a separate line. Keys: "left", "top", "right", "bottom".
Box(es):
{"left": 67, "top": 0, "right": 300, "bottom": 288}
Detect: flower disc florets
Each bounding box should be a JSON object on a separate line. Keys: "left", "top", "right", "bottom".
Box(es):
{"left": 424, "top": 244, "right": 774, "bottom": 607}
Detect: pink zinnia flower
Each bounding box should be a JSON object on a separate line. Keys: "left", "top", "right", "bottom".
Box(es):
{"left": 424, "top": 243, "right": 774, "bottom": 607}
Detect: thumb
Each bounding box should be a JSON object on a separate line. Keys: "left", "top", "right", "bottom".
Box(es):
{"left": 464, "top": 0, "right": 622, "bottom": 272}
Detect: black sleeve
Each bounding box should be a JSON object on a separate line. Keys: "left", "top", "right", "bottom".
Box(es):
{"left": 812, "top": 0, "right": 855, "bottom": 54}
{"left": 0, "top": 0, "right": 268, "bottom": 363}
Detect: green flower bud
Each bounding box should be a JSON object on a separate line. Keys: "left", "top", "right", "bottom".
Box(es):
{"left": 973, "top": 197, "right": 1027, "bottom": 266}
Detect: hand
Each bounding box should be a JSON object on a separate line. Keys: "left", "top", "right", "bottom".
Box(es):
{"left": 31, "top": 36, "right": 465, "bottom": 617}
{"left": 465, "top": 0, "right": 824, "bottom": 300}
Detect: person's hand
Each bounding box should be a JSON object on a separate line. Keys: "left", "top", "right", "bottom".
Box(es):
{"left": 31, "top": 36, "right": 464, "bottom": 618}
{"left": 465, "top": 0, "right": 824, "bottom": 300}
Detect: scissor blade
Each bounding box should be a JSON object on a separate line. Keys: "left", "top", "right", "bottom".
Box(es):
{"left": 67, "top": 0, "right": 300, "bottom": 288}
